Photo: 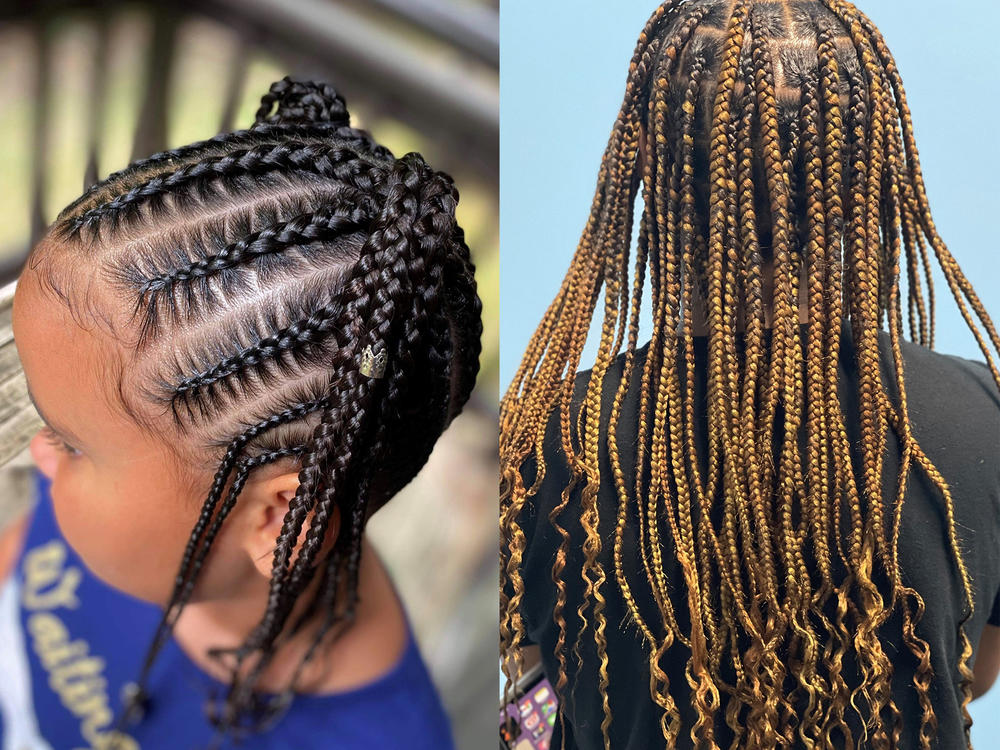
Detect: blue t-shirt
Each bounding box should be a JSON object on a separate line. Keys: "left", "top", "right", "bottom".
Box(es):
{"left": 0, "top": 468, "right": 455, "bottom": 749}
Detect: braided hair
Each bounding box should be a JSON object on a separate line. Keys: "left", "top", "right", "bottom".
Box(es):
{"left": 30, "top": 76, "right": 482, "bottom": 743}
{"left": 500, "top": 1, "right": 1000, "bottom": 748}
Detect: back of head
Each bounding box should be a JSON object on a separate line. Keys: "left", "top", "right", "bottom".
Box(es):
{"left": 654, "top": 0, "right": 860, "bottom": 244}
{"left": 500, "top": 2, "right": 1000, "bottom": 748}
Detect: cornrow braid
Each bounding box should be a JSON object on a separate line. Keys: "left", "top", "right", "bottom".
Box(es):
{"left": 53, "top": 76, "right": 390, "bottom": 228}
{"left": 114, "top": 199, "right": 375, "bottom": 351}
{"left": 164, "top": 300, "right": 351, "bottom": 424}
{"left": 31, "top": 77, "right": 481, "bottom": 744}
{"left": 58, "top": 142, "right": 390, "bottom": 243}
{"left": 500, "top": 1, "right": 1000, "bottom": 748}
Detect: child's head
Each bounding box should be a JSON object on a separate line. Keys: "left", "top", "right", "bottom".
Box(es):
{"left": 13, "top": 76, "right": 482, "bottom": 730}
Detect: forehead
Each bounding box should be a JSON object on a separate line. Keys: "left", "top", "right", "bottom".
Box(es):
{"left": 12, "top": 270, "right": 126, "bottom": 441}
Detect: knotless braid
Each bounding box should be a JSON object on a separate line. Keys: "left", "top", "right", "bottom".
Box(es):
{"left": 32, "top": 76, "right": 481, "bottom": 746}
{"left": 500, "top": 1, "right": 1000, "bottom": 748}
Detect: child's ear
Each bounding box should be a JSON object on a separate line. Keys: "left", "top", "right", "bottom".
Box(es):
{"left": 243, "top": 472, "right": 341, "bottom": 579}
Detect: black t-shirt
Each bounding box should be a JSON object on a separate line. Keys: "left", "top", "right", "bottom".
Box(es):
{"left": 513, "top": 318, "right": 1000, "bottom": 749}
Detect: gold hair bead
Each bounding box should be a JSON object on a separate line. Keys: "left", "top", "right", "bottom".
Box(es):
{"left": 360, "top": 345, "right": 387, "bottom": 378}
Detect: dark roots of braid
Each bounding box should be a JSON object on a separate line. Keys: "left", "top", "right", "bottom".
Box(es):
{"left": 35, "top": 77, "right": 482, "bottom": 746}
{"left": 500, "top": 2, "right": 1000, "bottom": 749}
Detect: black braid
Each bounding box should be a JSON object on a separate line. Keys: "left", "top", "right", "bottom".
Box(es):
{"left": 254, "top": 77, "right": 350, "bottom": 128}
{"left": 166, "top": 302, "right": 350, "bottom": 423}
{"left": 111, "top": 440, "right": 314, "bottom": 743}
{"left": 112, "top": 200, "right": 375, "bottom": 348}
{"left": 55, "top": 76, "right": 389, "bottom": 230}
{"left": 61, "top": 143, "right": 391, "bottom": 240}
{"left": 206, "top": 158, "right": 470, "bottom": 741}
{"left": 54, "top": 125, "right": 392, "bottom": 239}
{"left": 128, "top": 398, "right": 331, "bottom": 702}
{"left": 294, "top": 159, "right": 462, "bottom": 597}
{"left": 232, "top": 155, "right": 439, "bottom": 658}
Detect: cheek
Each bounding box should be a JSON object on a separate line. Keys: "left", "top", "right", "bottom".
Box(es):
{"left": 48, "top": 466, "right": 195, "bottom": 607}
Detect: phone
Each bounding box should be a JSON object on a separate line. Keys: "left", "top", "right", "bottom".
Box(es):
{"left": 499, "top": 662, "right": 558, "bottom": 750}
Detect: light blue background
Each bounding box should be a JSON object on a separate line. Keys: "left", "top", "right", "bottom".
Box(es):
{"left": 501, "top": 0, "right": 1000, "bottom": 740}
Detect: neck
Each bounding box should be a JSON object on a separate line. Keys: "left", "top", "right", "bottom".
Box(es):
{"left": 172, "top": 533, "right": 408, "bottom": 694}
{"left": 687, "top": 299, "right": 811, "bottom": 337}
{"left": 686, "top": 260, "right": 811, "bottom": 336}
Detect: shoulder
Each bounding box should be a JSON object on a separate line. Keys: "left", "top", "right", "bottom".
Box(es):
{"left": 877, "top": 329, "right": 1000, "bottom": 435}
{"left": 516, "top": 342, "right": 652, "bottom": 513}
{"left": 878, "top": 326, "right": 997, "bottom": 388}
{"left": 287, "top": 631, "right": 453, "bottom": 749}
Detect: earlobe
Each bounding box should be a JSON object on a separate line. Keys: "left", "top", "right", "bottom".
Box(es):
{"left": 245, "top": 474, "right": 341, "bottom": 579}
